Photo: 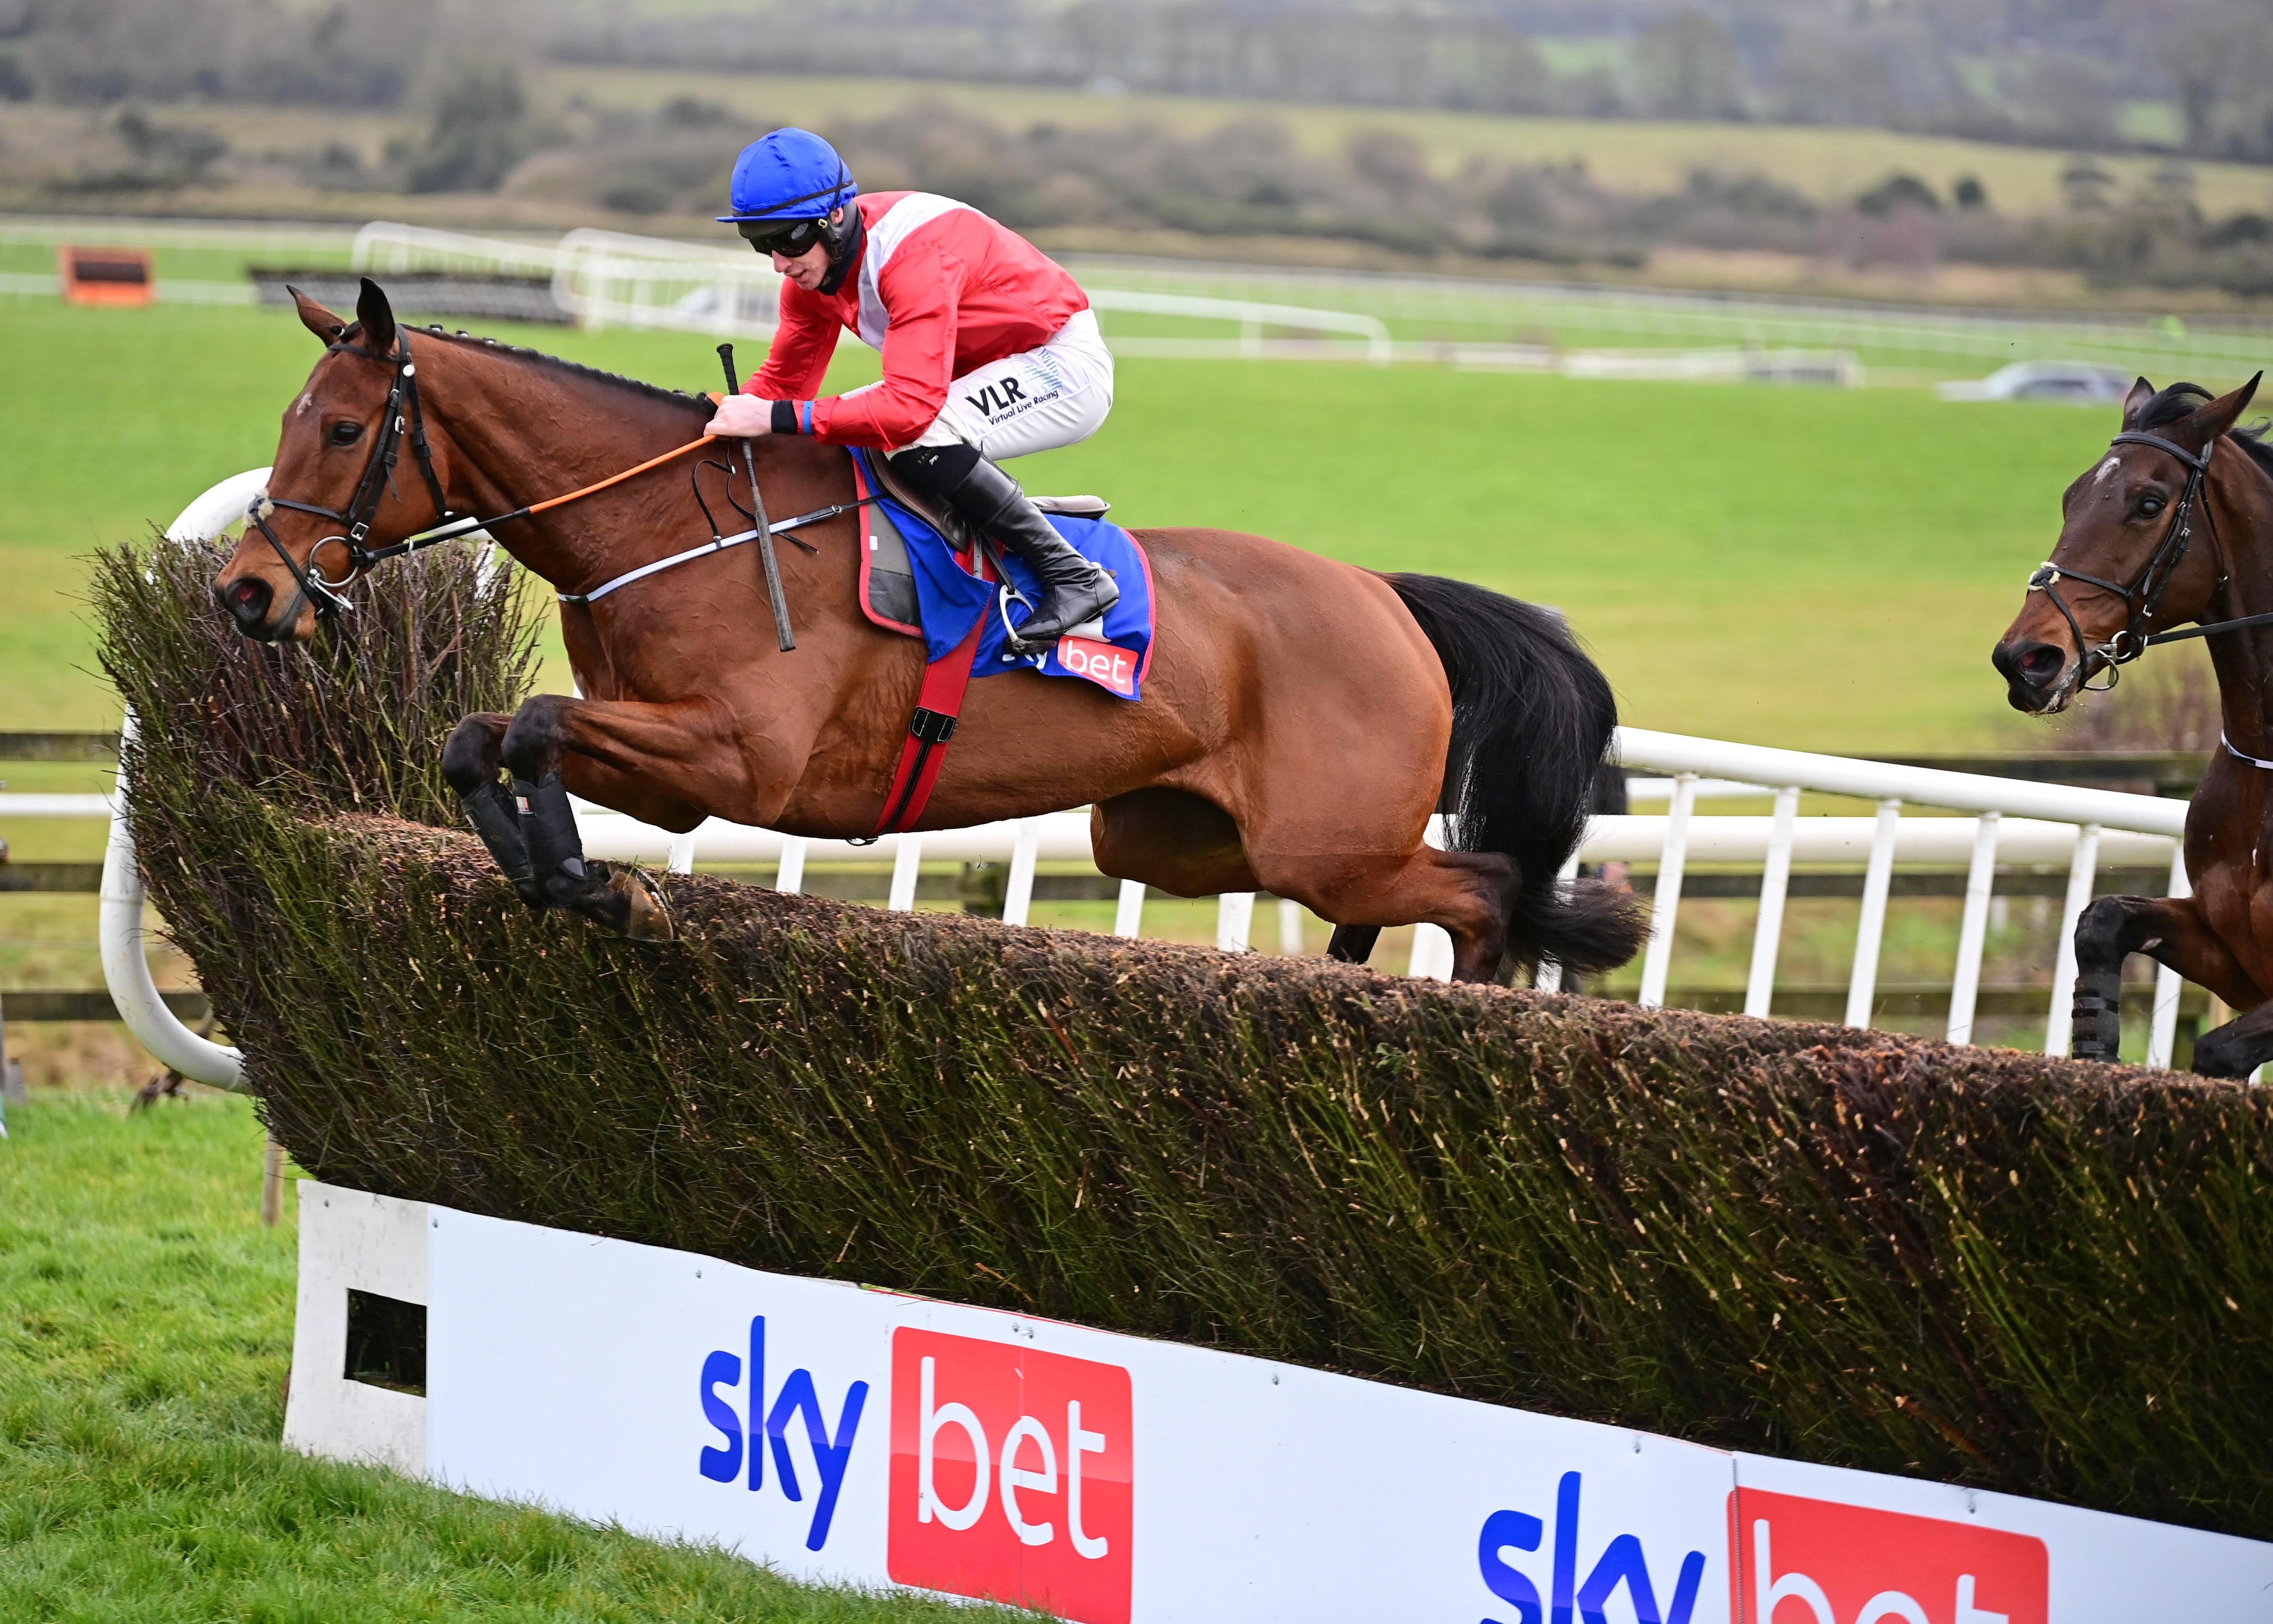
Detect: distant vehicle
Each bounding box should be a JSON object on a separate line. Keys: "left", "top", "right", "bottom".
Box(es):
{"left": 1937, "top": 361, "right": 2134, "bottom": 403}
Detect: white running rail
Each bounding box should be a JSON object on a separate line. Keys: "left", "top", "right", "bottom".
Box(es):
{"left": 79, "top": 471, "right": 2203, "bottom": 1085}
{"left": 1611, "top": 728, "right": 2191, "bottom": 1065}
{"left": 346, "top": 222, "right": 1394, "bottom": 359}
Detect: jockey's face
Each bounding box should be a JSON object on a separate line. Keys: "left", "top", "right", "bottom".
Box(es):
{"left": 773, "top": 207, "right": 843, "bottom": 291}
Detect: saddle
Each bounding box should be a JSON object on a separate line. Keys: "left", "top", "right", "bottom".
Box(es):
{"left": 858, "top": 454, "right": 1111, "bottom": 638}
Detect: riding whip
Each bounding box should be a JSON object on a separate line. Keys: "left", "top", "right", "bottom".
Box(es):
{"left": 717, "top": 343, "right": 795, "bottom": 652}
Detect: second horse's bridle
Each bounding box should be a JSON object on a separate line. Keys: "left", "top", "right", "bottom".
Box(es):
{"left": 2026, "top": 428, "right": 2229, "bottom": 691}
{"left": 248, "top": 326, "right": 457, "bottom": 619}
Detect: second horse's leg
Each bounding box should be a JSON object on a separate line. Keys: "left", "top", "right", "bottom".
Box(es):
{"left": 2072, "top": 892, "right": 2253, "bottom": 1067}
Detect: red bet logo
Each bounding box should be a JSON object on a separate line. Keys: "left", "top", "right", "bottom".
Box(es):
{"left": 1732, "top": 1489, "right": 2047, "bottom": 1624}
{"left": 887, "top": 1329, "right": 1134, "bottom": 1624}
{"left": 1055, "top": 635, "right": 1137, "bottom": 696}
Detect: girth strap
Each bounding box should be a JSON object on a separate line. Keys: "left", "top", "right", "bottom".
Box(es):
{"left": 871, "top": 615, "right": 985, "bottom": 837}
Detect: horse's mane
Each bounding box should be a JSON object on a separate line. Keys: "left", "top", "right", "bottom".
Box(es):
{"left": 343, "top": 320, "right": 713, "bottom": 416}
{"left": 2134, "top": 379, "right": 2273, "bottom": 482}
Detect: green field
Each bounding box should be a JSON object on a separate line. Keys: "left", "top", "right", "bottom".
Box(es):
{"left": 0, "top": 290, "right": 2163, "bottom": 748}
{"left": 0, "top": 1091, "right": 1021, "bottom": 1623}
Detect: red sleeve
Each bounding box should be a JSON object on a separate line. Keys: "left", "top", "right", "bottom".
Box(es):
{"left": 749, "top": 284, "right": 839, "bottom": 400}
{"left": 809, "top": 238, "right": 965, "bottom": 448}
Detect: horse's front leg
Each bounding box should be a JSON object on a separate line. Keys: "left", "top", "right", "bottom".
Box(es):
{"left": 442, "top": 713, "right": 544, "bottom": 908}
{"left": 2071, "top": 892, "right": 2253, "bottom": 1067}
{"left": 496, "top": 692, "right": 754, "bottom": 940}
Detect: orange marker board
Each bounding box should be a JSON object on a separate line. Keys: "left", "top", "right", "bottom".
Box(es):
{"left": 60, "top": 245, "right": 155, "bottom": 306}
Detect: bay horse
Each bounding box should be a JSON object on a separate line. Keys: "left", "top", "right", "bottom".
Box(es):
{"left": 211, "top": 279, "right": 1643, "bottom": 984}
{"left": 1991, "top": 373, "right": 2273, "bottom": 1073}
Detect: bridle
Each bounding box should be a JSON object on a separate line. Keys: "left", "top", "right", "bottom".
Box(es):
{"left": 2025, "top": 427, "right": 2249, "bottom": 691}
{"left": 244, "top": 322, "right": 872, "bottom": 632}
{"left": 248, "top": 327, "right": 457, "bottom": 620}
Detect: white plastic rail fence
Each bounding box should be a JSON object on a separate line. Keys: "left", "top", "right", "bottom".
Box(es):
{"left": 38, "top": 472, "right": 2196, "bottom": 1090}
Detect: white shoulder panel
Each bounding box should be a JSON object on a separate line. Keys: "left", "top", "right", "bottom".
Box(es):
{"left": 857, "top": 193, "right": 974, "bottom": 349}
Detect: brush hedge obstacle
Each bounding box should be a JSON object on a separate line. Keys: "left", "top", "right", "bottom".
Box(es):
{"left": 97, "top": 536, "right": 2273, "bottom": 1540}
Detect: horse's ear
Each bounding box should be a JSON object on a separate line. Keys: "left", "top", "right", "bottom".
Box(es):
{"left": 355, "top": 276, "right": 397, "bottom": 354}
{"left": 2122, "top": 376, "right": 2155, "bottom": 427}
{"left": 2181, "top": 372, "right": 2263, "bottom": 447}
{"left": 289, "top": 285, "right": 347, "bottom": 345}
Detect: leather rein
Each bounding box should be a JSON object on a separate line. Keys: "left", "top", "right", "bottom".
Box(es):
{"left": 2025, "top": 427, "right": 2273, "bottom": 690}
{"left": 249, "top": 325, "right": 870, "bottom": 620}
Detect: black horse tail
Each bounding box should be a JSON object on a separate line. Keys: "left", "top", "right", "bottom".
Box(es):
{"left": 1384, "top": 572, "right": 1647, "bottom": 978}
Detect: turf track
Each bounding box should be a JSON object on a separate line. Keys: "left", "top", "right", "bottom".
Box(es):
{"left": 2, "top": 292, "right": 2142, "bottom": 747}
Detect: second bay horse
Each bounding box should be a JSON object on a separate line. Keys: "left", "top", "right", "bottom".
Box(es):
{"left": 1993, "top": 373, "right": 2273, "bottom": 1073}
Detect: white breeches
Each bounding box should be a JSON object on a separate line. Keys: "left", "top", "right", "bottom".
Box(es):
{"left": 900, "top": 309, "right": 1115, "bottom": 461}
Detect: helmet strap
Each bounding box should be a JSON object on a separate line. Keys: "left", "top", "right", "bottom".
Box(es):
{"left": 817, "top": 205, "right": 864, "bottom": 297}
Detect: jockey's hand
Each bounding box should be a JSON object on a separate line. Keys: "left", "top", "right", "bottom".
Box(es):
{"left": 705, "top": 394, "right": 773, "bottom": 438}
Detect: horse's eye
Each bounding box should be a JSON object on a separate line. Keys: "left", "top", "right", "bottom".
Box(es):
{"left": 2140, "top": 496, "right": 2165, "bottom": 516}
{"left": 327, "top": 421, "right": 364, "bottom": 447}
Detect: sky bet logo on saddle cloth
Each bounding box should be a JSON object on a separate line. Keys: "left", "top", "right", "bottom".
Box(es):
{"left": 886, "top": 1329, "right": 1135, "bottom": 1624}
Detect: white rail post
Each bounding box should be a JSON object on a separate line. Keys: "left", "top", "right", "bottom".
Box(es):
{"left": 774, "top": 835, "right": 806, "bottom": 895}
{"left": 1946, "top": 812, "right": 2002, "bottom": 1046}
{"left": 1276, "top": 896, "right": 1305, "bottom": 956}
{"left": 1407, "top": 923, "right": 1454, "bottom": 982}
{"left": 2147, "top": 844, "right": 2192, "bottom": 1070}
{"left": 1002, "top": 819, "right": 1041, "bottom": 927}
{"left": 1113, "top": 878, "right": 1147, "bottom": 938}
{"left": 887, "top": 835, "right": 923, "bottom": 912}
{"left": 1534, "top": 849, "right": 1585, "bottom": 992}
{"left": 2045, "top": 822, "right": 2103, "bottom": 1057}
{"left": 1742, "top": 786, "right": 1801, "bottom": 1017}
{"left": 1217, "top": 892, "right": 1255, "bottom": 953}
{"left": 1637, "top": 772, "right": 1697, "bottom": 1010}
{"left": 1409, "top": 812, "right": 1457, "bottom": 980}
{"left": 667, "top": 824, "right": 700, "bottom": 875}
{"left": 1844, "top": 798, "right": 1902, "bottom": 1029}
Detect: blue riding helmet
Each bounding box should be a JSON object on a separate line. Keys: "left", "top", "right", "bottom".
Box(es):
{"left": 717, "top": 128, "right": 858, "bottom": 223}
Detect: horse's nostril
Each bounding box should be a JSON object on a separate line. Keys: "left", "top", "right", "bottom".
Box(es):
{"left": 2021, "top": 647, "right": 2060, "bottom": 676}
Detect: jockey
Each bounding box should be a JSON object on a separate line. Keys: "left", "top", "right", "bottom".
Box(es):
{"left": 704, "top": 127, "right": 1119, "bottom": 649}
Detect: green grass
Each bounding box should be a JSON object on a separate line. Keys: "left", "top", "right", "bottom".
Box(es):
{"left": 0, "top": 1092, "right": 1022, "bottom": 1623}
{"left": 0, "top": 290, "right": 2138, "bottom": 747}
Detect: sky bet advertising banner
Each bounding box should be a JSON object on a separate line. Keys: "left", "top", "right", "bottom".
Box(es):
{"left": 424, "top": 1207, "right": 2273, "bottom": 1624}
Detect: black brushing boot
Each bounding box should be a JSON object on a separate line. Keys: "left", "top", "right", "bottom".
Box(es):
{"left": 516, "top": 773, "right": 593, "bottom": 910}
{"left": 890, "top": 443, "right": 1118, "bottom": 649}
{"left": 2070, "top": 970, "right": 2124, "bottom": 1063}
{"left": 458, "top": 777, "right": 545, "bottom": 909}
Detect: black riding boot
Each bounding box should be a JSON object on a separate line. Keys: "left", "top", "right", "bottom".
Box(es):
{"left": 889, "top": 444, "right": 1118, "bottom": 648}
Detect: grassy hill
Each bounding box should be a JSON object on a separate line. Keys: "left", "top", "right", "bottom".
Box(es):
{"left": 539, "top": 67, "right": 2273, "bottom": 221}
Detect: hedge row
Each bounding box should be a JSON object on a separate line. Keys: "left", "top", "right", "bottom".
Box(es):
{"left": 97, "top": 539, "right": 2273, "bottom": 1539}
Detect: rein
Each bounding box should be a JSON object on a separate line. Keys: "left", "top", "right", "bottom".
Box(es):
{"left": 252, "top": 328, "right": 857, "bottom": 622}
{"left": 2023, "top": 428, "right": 2254, "bottom": 690}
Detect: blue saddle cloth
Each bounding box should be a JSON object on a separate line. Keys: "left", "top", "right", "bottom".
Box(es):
{"left": 851, "top": 448, "right": 1154, "bottom": 701}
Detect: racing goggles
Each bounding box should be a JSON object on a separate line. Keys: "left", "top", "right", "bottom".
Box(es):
{"left": 736, "top": 217, "right": 830, "bottom": 257}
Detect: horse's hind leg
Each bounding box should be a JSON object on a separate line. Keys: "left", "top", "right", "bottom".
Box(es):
{"left": 1267, "top": 845, "right": 1517, "bottom": 984}
{"left": 1327, "top": 925, "right": 1380, "bottom": 965}
{"left": 443, "top": 714, "right": 543, "bottom": 909}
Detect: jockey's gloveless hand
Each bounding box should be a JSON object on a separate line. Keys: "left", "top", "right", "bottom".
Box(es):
{"left": 705, "top": 395, "right": 773, "bottom": 438}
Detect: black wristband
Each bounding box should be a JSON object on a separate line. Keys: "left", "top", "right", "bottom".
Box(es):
{"left": 771, "top": 399, "right": 799, "bottom": 436}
